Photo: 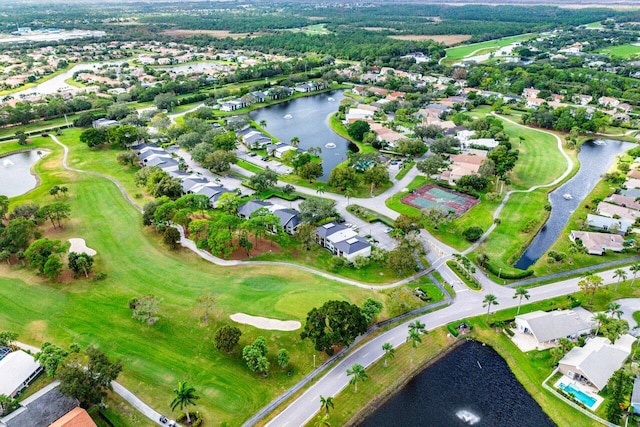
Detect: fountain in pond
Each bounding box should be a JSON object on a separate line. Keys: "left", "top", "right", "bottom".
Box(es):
{"left": 328, "top": 97, "right": 335, "bottom": 102}
{"left": 283, "top": 114, "right": 293, "bottom": 119}
{"left": 2, "top": 159, "right": 14, "bottom": 167}
{"left": 325, "top": 142, "right": 336, "bottom": 149}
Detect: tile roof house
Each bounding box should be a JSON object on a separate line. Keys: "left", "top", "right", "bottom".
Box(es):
{"left": 596, "top": 201, "right": 640, "bottom": 223}
{"left": 49, "top": 407, "right": 96, "bottom": 427}
{"left": 0, "top": 382, "right": 79, "bottom": 427}
{"left": 515, "top": 310, "right": 593, "bottom": 346}
{"left": 605, "top": 193, "right": 640, "bottom": 211}
{"left": 569, "top": 230, "right": 624, "bottom": 255}
{"left": 558, "top": 334, "right": 635, "bottom": 391}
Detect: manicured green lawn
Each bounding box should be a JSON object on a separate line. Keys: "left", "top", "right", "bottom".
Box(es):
{"left": 444, "top": 34, "right": 537, "bottom": 62}
{"left": 0, "top": 137, "right": 378, "bottom": 425}
{"left": 597, "top": 44, "right": 640, "bottom": 58}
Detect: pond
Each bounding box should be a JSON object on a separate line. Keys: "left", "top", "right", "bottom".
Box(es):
{"left": 360, "top": 341, "right": 555, "bottom": 427}
{"left": 249, "top": 90, "right": 351, "bottom": 180}
{"left": 514, "top": 139, "right": 634, "bottom": 270}
{"left": 0, "top": 151, "right": 42, "bottom": 198}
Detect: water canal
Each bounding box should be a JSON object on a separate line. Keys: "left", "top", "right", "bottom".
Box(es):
{"left": 514, "top": 139, "right": 634, "bottom": 270}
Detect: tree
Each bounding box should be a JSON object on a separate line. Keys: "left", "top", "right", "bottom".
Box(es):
{"left": 130, "top": 294, "right": 161, "bottom": 325}
{"left": 406, "top": 329, "right": 422, "bottom": 364}
{"left": 295, "top": 223, "right": 317, "bottom": 250}
{"left": 259, "top": 119, "right": 267, "bottom": 129}
{"left": 249, "top": 168, "right": 278, "bottom": 192}
{"left": 512, "top": 287, "right": 530, "bottom": 315}
{"left": 0, "top": 250, "right": 10, "bottom": 265}
{"left": 346, "top": 363, "right": 368, "bottom": 392}
{"left": 607, "top": 302, "right": 623, "bottom": 320}
{"left": 593, "top": 312, "right": 608, "bottom": 336}
{"left": 242, "top": 336, "right": 270, "bottom": 375}
{"left": 154, "top": 92, "right": 176, "bottom": 112}
{"left": 0, "top": 331, "right": 18, "bottom": 347}
{"left": 301, "top": 300, "right": 368, "bottom": 355}
{"left": 2, "top": 218, "right": 38, "bottom": 252}
{"left": 43, "top": 255, "right": 63, "bottom": 281}
{"left": 396, "top": 138, "right": 426, "bottom": 158}
{"left": 578, "top": 274, "right": 603, "bottom": 305}
{"left": 606, "top": 369, "right": 632, "bottom": 424}
{"left": 482, "top": 294, "right": 499, "bottom": 321}
{"left": 347, "top": 120, "right": 370, "bottom": 141}
{"left": 163, "top": 226, "right": 181, "bottom": 250}
{"left": 0, "top": 394, "right": 18, "bottom": 417}
{"left": 462, "top": 226, "right": 484, "bottom": 242}
{"left": 79, "top": 127, "right": 107, "bottom": 147}
{"left": 68, "top": 252, "right": 94, "bottom": 278}
{"left": 382, "top": 342, "right": 395, "bottom": 367}
{"left": 613, "top": 268, "right": 627, "bottom": 291}
{"left": 57, "top": 346, "right": 122, "bottom": 407}
{"left": 299, "top": 198, "right": 336, "bottom": 224}
{"left": 0, "top": 195, "right": 8, "bottom": 220}
{"left": 116, "top": 151, "right": 138, "bottom": 167}
{"left": 417, "top": 155, "right": 445, "bottom": 176}
{"left": 600, "top": 318, "right": 630, "bottom": 344}
{"left": 363, "top": 165, "right": 389, "bottom": 191}
{"left": 291, "top": 136, "right": 300, "bottom": 147}
{"left": 298, "top": 162, "right": 323, "bottom": 181}
{"left": 361, "top": 298, "right": 383, "bottom": 324}
{"left": 212, "top": 131, "right": 238, "bottom": 151}
{"left": 457, "top": 175, "right": 488, "bottom": 192}
{"left": 214, "top": 325, "right": 242, "bottom": 353}
{"left": 277, "top": 348, "right": 290, "bottom": 369}
{"left": 327, "top": 167, "right": 358, "bottom": 191}
{"left": 319, "top": 395, "right": 334, "bottom": 416}
{"left": 38, "top": 202, "right": 71, "bottom": 229}
{"left": 35, "top": 342, "right": 75, "bottom": 377}
{"left": 25, "top": 238, "right": 65, "bottom": 273}
{"left": 170, "top": 381, "right": 200, "bottom": 423}
{"left": 631, "top": 263, "right": 640, "bottom": 287}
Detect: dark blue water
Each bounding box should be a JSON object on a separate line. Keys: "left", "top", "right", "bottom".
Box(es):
{"left": 514, "top": 139, "right": 634, "bottom": 270}
{"left": 360, "top": 341, "right": 555, "bottom": 427}
{"left": 249, "top": 90, "right": 349, "bottom": 180}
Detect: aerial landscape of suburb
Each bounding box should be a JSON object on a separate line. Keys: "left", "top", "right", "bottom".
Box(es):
{"left": 6, "top": 0, "right": 640, "bottom": 426}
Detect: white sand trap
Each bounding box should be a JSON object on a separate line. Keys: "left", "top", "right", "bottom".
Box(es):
{"left": 230, "top": 313, "right": 301, "bottom": 331}
{"left": 68, "top": 238, "right": 97, "bottom": 256}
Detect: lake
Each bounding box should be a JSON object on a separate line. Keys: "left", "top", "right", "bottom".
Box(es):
{"left": 360, "top": 341, "right": 555, "bottom": 427}
{"left": 0, "top": 151, "right": 42, "bottom": 198}
{"left": 249, "top": 90, "right": 350, "bottom": 180}
{"left": 514, "top": 139, "right": 634, "bottom": 270}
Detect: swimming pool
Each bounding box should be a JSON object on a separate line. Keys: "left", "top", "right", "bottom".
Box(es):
{"left": 559, "top": 383, "right": 597, "bottom": 408}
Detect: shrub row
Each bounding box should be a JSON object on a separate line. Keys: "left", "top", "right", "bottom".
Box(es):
{"left": 484, "top": 261, "right": 533, "bottom": 279}
{"left": 447, "top": 260, "right": 481, "bottom": 290}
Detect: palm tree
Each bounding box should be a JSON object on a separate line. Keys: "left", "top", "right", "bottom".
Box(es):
{"left": 406, "top": 330, "right": 422, "bottom": 363}
{"left": 578, "top": 274, "right": 604, "bottom": 306}
{"left": 313, "top": 414, "right": 331, "bottom": 427}
{"left": 170, "top": 381, "right": 200, "bottom": 423}
{"left": 319, "top": 395, "right": 334, "bottom": 416}
{"left": 630, "top": 263, "right": 640, "bottom": 287}
{"left": 607, "top": 302, "right": 623, "bottom": 320}
{"left": 613, "top": 268, "right": 627, "bottom": 291}
{"left": 291, "top": 136, "right": 300, "bottom": 147}
{"left": 593, "top": 312, "right": 608, "bottom": 336}
{"left": 259, "top": 119, "right": 267, "bottom": 128}
{"left": 382, "top": 342, "right": 395, "bottom": 367}
{"left": 344, "top": 187, "right": 353, "bottom": 206}
{"left": 408, "top": 320, "right": 427, "bottom": 335}
{"left": 346, "top": 364, "right": 368, "bottom": 392}
{"left": 482, "top": 294, "right": 499, "bottom": 322}
{"left": 316, "top": 184, "right": 325, "bottom": 196}
{"left": 512, "top": 287, "right": 530, "bottom": 315}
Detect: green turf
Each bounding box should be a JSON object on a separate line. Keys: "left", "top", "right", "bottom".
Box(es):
{"left": 444, "top": 34, "right": 536, "bottom": 62}
{"left": 0, "top": 136, "right": 378, "bottom": 426}
{"left": 597, "top": 44, "right": 640, "bottom": 58}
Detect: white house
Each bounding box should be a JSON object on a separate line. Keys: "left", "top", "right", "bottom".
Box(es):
{"left": 558, "top": 334, "right": 635, "bottom": 391}
{"left": 315, "top": 223, "right": 371, "bottom": 262}
{"left": 515, "top": 309, "right": 593, "bottom": 347}
{"left": 587, "top": 214, "right": 632, "bottom": 234}
{"left": 0, "top": 351, "right": 42, "bottom": 398}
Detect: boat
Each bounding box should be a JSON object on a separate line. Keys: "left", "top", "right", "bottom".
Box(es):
{"left": 2, "top": 159, "right": 14, "bottom": 167}
{"left": 327, "top": 97, "right": 335, "bottom": 102}
{"left": 563, "top": 193, "right": 573, "bottom": 200}
{"left": 283, "top": 114, "right": 293, "bottom": 119}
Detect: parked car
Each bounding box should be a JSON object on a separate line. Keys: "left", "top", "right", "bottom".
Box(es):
{"left": 159, "top": 415, "right": 168, "bottom": 424}
{"left": 248, "top": 152, "right": 257, "bottom": 157}
{"left": 261, "top": 156, "right": 269, "bottom": 161}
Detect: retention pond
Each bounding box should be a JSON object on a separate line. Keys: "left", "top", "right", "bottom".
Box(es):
{"left": 0, "top": 150, "right": 42, "bottom": 197}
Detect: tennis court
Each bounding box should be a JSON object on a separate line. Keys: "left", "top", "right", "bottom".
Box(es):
{"left": 401, "top": 184, "right": 479, "bottom": 217}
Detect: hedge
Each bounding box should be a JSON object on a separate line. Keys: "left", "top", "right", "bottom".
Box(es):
{"left": 484, "top": 261, "right": 534, "bottom": 279}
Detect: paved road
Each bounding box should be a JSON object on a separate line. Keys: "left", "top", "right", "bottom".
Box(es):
{"left": 614, "top": 298, "right": 640, "bottom": 336}
{"left": 262, "top": 265, "right": 637, "bottom": 426}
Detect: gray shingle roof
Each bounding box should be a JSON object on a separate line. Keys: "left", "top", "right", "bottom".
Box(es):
{"left": 238, "top": 200, "right": 271, "bottom": 218}
{"left": 517, "top": 310, "right": 592, "bottom": 343}
{"left": 333, "top": 236, "right": 370, "bottom": 254}
{"left": 315, "top": 223, "right": 348, "bottom": 239}
{"left": 272, "top": 209, "right": 300, "bottom": 229}
{"left": 0, "top": 381, "right": 78, "bottom": 427}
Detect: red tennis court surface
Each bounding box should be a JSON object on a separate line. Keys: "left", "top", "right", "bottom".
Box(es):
{"left": 401, "top": 184, "right": 479, "bottom": 217}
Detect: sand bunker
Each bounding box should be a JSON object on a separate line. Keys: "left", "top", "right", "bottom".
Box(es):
{"left": 230, "top": 313, "right": 301, "bottom": 331}
{"left": 68, "top": 238, "right": 97, "bottom": 256}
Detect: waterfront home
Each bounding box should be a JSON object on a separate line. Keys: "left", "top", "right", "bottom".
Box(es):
{"left": 586, "top": 214, "right": 632, "bottom": 234}
{"left": 558, "top": 334, "right": 635, "bottom": 391}
{"left": 569, "top": 230, "right": 624, "bottom": 255}
{"left": 596, "top": 201, "right": 640, "bottom": 223}
{"left": 605, "top": 194, "right": 640, "bottom": 211}
{"left": 515, "top": 309, "right": 592, "bottom": 347}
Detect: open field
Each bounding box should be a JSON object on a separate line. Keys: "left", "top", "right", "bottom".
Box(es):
{"left": 0, "top": 136, "right": 378, "bottom": 426}
{"left": 287, "top": 24, "right": 331, "bottom": 35}
{"left": 162, "top": 29, "right": 262, "bottom": 39}
{"left": 389, "top": 34, "right": 471, "bottom": 45}
{"left": 597, "top": 43, "right": 640, "bottom": 58}
{"left": 444, "top": 34, "right": 536, "bottom": 62}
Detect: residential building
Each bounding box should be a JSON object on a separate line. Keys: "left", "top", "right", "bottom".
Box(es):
{"left": 49, "top": 407, "right": 96, "bottom": 427}
{"left": 238, "top": 200, "right": 301, "bottom": 235}
{"left": 569, "top": 230, "right": 624, "bottom": 255}
{"left": 596, "top": 201, "right": 640, "bottom": 223}
{"left": 315, "top": 223, "right": 371, "bottom": 261}
{"left": 598, "top": 96, "right": 620, "bottom": 108}
{"left": 515, "top": 309, "right": 593, "bottom": 347}
{"left": 605, "top": 194, "right": 640, "bottom": 211}
{"left": 0, "top": 382, "right": 79, "bottom": 427}
{"left": 586, "top": 214, "right": 632, "bottom": 234}
{"left": 91, "top": 118, "right": 119, "bottom": 128}
{"left": 523, "top": 88, "right": 541, "bottom": 99}
{"left": 0, "top": 351, "right": 42, "bottom": 398}
{"left": 558, "top": 334, "right": 635, "bottom": 391}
